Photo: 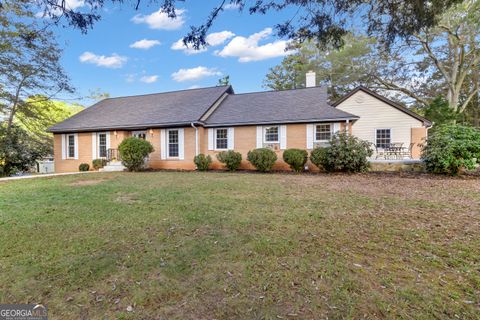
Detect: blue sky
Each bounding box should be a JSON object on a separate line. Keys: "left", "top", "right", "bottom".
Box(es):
{"left": 53, "top": 1, "right": 298, "bottom": 105}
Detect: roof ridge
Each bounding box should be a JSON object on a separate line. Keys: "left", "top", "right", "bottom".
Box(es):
{"left": 231, "top": 86, "right": 326, "bottom": 96}
{"left": 104, "top": 85, "right": 231, "bottom": 101}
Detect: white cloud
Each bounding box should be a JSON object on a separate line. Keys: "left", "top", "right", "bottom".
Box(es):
{"left": 79, "top": 52, "right": 127, "bottom": 68}
{"left": 131, "top": 8, "right": 185, "bottom": 30}
{"left": 188, "top": 85, "right": 200, "bottom": 89}
{"left": 171, "top": 66, "right": 221, "bottom": 82}
{"left": 171, "top": 31, "right": 234, "bottom": 55}
{"left": 206, "top": 31, "right": 235, "bottom": 46}
{"left": 216, "top": 27, "right": 292, "bottom": 62}
{"left": 171, "top": 39, "right": 207, "bottom": 55}
{"left": 130, "top": 39, "right": 161, "bottom": 50}
{"left": 36, "top": 0, "right": 85, "bottom": 17}
{"left": 140, "top": 75, "right": 159, "bottom": 83}
{"left": 224, "top": 3, "right": 240, "bottom": 10}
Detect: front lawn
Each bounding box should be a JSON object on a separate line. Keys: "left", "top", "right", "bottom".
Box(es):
{"left": 0, "top": 172, "right": 479, "bottom": 319}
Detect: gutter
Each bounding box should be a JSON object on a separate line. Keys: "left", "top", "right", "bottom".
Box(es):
{"left": 191, "top": 122, "right": 199, "bottom": 156}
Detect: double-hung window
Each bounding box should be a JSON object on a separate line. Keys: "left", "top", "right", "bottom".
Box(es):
{"left": 167, "top": 129, "right": 179, "bottom": 157}
{"left": 315, "top": 124, "right": 332, "bottom": 141}
{"left": 264, "top": 126, "right": 279, "bottom": 143}
{"left": 376, "top": 129, "right": 391, "bottom": 148}
{"left": 215, "top": 128, "right": 228, "bottom": 150}
{"left": 67, "top": 134, "right": 75, "bottom": 158}
{"left": 98, "top": 133, "right": 107, "bottom": 158}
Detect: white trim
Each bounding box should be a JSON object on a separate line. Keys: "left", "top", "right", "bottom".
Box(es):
{"left": 91, "top": 132, "right": 97, "bottom": 159}
{"left": 280, "top": 125, "right": 287, "bottom": 149}
{"left": 228, "top": 127, "right": 234, "bottom": 150}
{"left": 263, "top": 125, "right": 280, "bottom": 143}
{"left": 208, "top": 128, "right": 214, "bottom": 151}
{"left": 178, "top": 128, "right": 184, "bottom": 160}
{"left": 160, "top": 129, "right": 166, "bottom": 160}
{"left": 256, "top": 126, "right": 263, "bottom": 148}
{"left": 61, "top": 134, "right": 66, "bottom": 160}
{"left": 166, "top": 129, "right": 181, "bottom": 159}
{"left": 96, "top": 132, "right": 109, "bottom": 158}
{"left": 313, "top": 123, "right": 333, "bottom": 142}
{"left": 333, "top": 123, "right": 340, "bottom": 134}
{"left": 374, "top": 128, "right": 392, "bottom": 148}
{"left": 213, "top": 128, "right": 229, "bottom": 151}
{"left": 106, "top": 131, "right": 111, "bottom": 150}
{"left": 73, "top": 133, "right": 79, "bottom": 160}
{"left": 306, "top": 124, "right": 314, "bottom": 149}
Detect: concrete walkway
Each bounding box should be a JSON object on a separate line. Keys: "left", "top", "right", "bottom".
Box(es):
{"left": 0, "top": 171, "right": 96, "bottom": 182}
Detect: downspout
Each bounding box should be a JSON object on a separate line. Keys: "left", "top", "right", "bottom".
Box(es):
{"left": 191, "top": 122, "right": 199, "bottom": 156}
{"left": 346, "top": 119, "right": 349, "bottom": 135}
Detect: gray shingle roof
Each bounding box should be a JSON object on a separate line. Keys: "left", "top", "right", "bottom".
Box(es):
{"left": 48, "top": 86, "right": 232, "bottom": 133}
{"left": 204, "top": 86, "right": 358, "bottom": 126}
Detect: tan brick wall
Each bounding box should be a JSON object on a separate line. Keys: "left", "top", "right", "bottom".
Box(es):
{"left": 54, "top": 133, "right": 94, "bottom": 173}
{"left": 411, "top": 127, "right": 427, "bottom": 159}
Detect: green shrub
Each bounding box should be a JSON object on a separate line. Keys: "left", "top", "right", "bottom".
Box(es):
{"left": 194, "top": 154, "right": 212, "bottom": 171}
{"left": 310, "top": 132, "right": 372, "bottom": 172}
{"left": 92, "top": 158, "right": 107, "bottom": 170}
{"left": 247, "top": 148, "right": 278, "bottom": 172}
{"left": 282, "top": 148, "right": 308, "bottom": 172}
{"left": 216, "top": 150, "right": 242, "bottom": 171}
{"left": 421, "top": 124, "right": 480, "bottom": 175}
{"left": 118, "top": 137, "right": 154, "bottom": 172}
{"left": 79, "top": 163, "right": 90, "bottom": 171}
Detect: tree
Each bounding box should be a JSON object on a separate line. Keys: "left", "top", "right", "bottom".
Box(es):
{"left": 16, "top": 97, "right": 83, "bottom": 154}
{"left": 0, "top": 1, "right": 73, "bottom": 134}
{"left": 264, "top": 35, "right": 376, "bottom": 99}
{"left": 0, "top": 125, "right": 49, "bottom": 176}
{"left": 367, "top": 0, "right": 480, "bottom": 116}
{"left": 217, "top": 75, "right": 230, "bottom": 86}
{"left": 25, "top": 0, "right": 460, "bottom": 49}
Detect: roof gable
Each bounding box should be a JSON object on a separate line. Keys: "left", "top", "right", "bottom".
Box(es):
{"left": 332, "top": 86, "right": 431, "bottom": 126}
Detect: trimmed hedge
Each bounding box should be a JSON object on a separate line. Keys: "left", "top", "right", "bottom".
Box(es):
{"left": 79, "top": 163, "right": 90, "bottom": 171}
{"left": 118, "top": 137, "right": 154, "bottom": 172}
{"left": 194, "top": 154, "right": 212, "bottom": 171}
{"left": 310, "top": 132, "right": 372, "bottom": 172}
{"left": 282, "top": 148, "right": 308, "bottom": 172}
{"left": 216, "top": 150, "right": 242, "bottom": 171}
{"left": 247, "top": 148, "right": 277, "bottom": 172}
{"left": 421, "top": 124, "right": 480, "bottom": 174}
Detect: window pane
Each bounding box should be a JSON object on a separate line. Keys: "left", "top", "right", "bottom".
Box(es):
{"left": 376, "top": 129, "right": 391, "bottom": 148}
{"left": 265, "top": 126, "right": 279, "bottom": 142}
{"left": 315, "top": 124, "right": 331, "bottom": 141}
{"left": 168, "top": 130, "right": 179, "bottom": 157}
{"left": 68, "top": 135, "right": 75, "bottom": 158}
{"left": 216, "top": 129, "right": 228, "bottom": 149}
{"left": 98, "top": 133, "right": 107, "bottom": 158}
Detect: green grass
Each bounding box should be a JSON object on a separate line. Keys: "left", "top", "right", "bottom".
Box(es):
{"left": 0, "top": 171, "right": 479, "bottom": 319}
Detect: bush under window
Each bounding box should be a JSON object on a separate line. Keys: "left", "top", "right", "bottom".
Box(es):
{"left": 216, "top": 150, "right": 242, "bottom": 171}
{"left": 118, "top": 137, "right": 154, "bottom": 172}
{"left": 194, "top": 154, "right": 212, "bottom": 171}
{"left": 282, "top": 148, "right": 308, "bottom": 172}
{"left": 310, "top": 132, "right": 372, "bottom": 173}
{"left": 247, "top": 148, "right": 278, "bottom": 172}
{"left": 421, "top": 124, "right": 480, "bottom": 175}
{"left": 79, "top": 163, "right": 90, "bottom": 171}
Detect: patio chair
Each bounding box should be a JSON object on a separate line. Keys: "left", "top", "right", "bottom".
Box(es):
{"left": 401, "top": 142, "right": 415, "bottom": 159}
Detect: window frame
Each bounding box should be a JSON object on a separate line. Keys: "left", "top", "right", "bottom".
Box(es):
{"left": 375, "top": 128, "right": 391, "bottom": 149}
{"left": 97, "top": 132, "right": 107, "bottom": 158}
{"left": 263, "top": 126, "right": 279, "bottom": 143}
{"left": 314, "top": 123, "right": 333, "bottom": 142}
{"left": 215, "top": 128, "right": 229, "bottom": 150}
{"left": 67, "top": 134, "right": 75, "bottom": 159}
{"left": 167, "top": 129, "right": 179, "bottom": 158}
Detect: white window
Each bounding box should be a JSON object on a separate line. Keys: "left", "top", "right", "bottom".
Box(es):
{"left": 315, "top": 124, "right": 332, "bottom": 141}
{"left": 264, "top": 126, "right": 279, "bottom": 143}
{"left": 132, "top": 130, "right": 146, "bottom": 140}
{"left": 215, "top": 128, "right": 228, "bottom": 150}
{"left": 67, "top": 134, "right": 75, "bottom": 158}
{"left": 98, "top": 133, "right": 107, "bottom": 158}
{"left": 376, "top": 129, "right": 391, "bottom": 148}
{"left": 167, "top": 129, "right": 179, "bottom": 158}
